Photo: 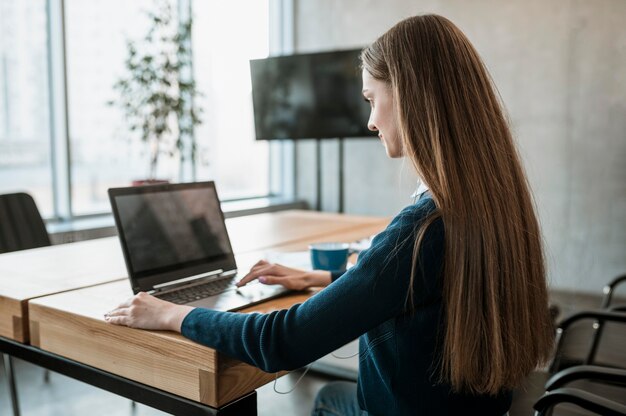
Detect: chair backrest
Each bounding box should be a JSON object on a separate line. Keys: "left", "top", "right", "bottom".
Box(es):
{"left": 0, "top": 192, "right": 51, "bottom": 254}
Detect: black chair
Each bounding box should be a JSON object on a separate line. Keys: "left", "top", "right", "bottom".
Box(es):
{"left": 0, "top": 193, "right": 140, "bottom": 415}
{"left": 584, "top": 275, "right": 626, "bottom": 366}
{"left": 510, "top": 274, "right": 626, "bottom": 416}
{"left": 549, "top": 275, "right": 626, "bottom": 373}
{"left": 531, "top": 309, "right": 626, "bottom": 415}
{"left": 534, "top": 365, "right": 626, "bottom": 415}
{"left": 0, "top": 192, "right": 51, "bottom": 416}
{"left": 550, "top": 308, "right": 626, "bottom": 373}
{"left": 0, "top": 192, "right": 51, "bottom": 253}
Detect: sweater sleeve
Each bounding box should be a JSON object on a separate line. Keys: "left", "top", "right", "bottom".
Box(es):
{"left": 181, "top": 198, "right": 443, "bottom": 373}
{"left": 330, "top": 270, "right": 344, "bottom": 282}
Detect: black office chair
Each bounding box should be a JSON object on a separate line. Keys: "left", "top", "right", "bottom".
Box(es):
{"left": 0, "top": 192, "right": 52, "bottom": 416}
{"left": 533, "top": 309, "right": 626, "bottom": 415}
{"left": 584, "top": 275, "right": 626, "bottom": 367}
{"left": 534, "top": 365, "right": 626, "bottom": 415}
{"left": 510, "top": 274, "right": 626, "bottom": 416}
{"left": 0, "top": 192, "right": 51, "bottom": 253}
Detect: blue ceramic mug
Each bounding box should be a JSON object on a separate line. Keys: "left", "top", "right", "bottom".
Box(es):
{"left": 309, "top": 242, "right": 354, "bottom": 273}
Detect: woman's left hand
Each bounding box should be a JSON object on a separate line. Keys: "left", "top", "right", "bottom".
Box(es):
{"left": 105, "top": 292, "right": 194, "bottom": 332}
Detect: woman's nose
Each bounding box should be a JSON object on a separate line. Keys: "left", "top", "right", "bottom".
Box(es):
{"left": 367, "top": 118, "right": 378, "bottom": 132}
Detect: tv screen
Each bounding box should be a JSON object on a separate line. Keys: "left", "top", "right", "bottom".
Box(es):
{"left": 250, "top": 49, "right": 377, "bottom": 140}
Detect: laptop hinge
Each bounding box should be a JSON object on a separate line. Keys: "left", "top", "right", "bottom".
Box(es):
{"left": 220, "top": 269, "right": 238, "bottom": 278}
{"left": 151, "top": 269, "right": 224, "bottom": 293}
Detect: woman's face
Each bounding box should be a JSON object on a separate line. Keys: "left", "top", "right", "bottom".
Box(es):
{"left": 362, "top": 69, "right": 402, "bottom": 158}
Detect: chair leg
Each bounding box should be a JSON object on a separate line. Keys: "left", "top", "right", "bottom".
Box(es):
{"left": 3, "top": 353, "right": 21, "bottom": 416}
{"left": 44, "top": 369, "right": 50, "bottom": 383}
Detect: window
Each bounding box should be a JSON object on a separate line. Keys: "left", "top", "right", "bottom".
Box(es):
{"left": 192, "top": 0, "right": 270, "bottom": 200}
{"left": 0, "top": 0, "right": 54, "bottom": 217}
{"left": 65, "top": 0, "right": 173, "bottom": 215}
{"left": 1, "top": 0, "right": 279, "bottom": 220}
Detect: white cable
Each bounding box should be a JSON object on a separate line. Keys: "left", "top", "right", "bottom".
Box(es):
{"left": 272, "top": 346, "right": 358, "bottom": 394}
{"left": 331, "top": 342, "right": 359, "bottom": 359}
{"left": 331, "top": 351, "right": 359, "bottom": 359}
{"left": 273, "top": 362, "right": 315, "bottom": 394}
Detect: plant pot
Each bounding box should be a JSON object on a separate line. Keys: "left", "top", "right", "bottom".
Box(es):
{"left": 131, "top": 179, "right": 170, "bottom": 186}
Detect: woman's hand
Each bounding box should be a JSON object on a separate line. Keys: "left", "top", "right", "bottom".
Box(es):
{"left": 104, "top": 292, "right": 194, "bottom": 332}
{"left": 237, "top": 259, "right": 332, "bottom": 291}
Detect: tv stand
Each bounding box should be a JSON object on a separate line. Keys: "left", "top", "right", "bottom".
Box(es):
{"left": 338, "top": 137, "right": 345, "bottom": 213}
{"left": 314, "top": 138, "right": 345, "bottom": 213}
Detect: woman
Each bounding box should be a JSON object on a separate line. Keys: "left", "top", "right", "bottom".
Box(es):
{"left": 106, "top": 14, "right": 554, "bottom": 415}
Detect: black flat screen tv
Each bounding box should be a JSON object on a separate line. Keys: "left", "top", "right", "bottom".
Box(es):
{"left": 250, "top": 49, "right": 377, "bottom": 140}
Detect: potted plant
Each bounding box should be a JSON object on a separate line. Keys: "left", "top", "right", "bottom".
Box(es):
{"left": 109, "top": 0, "right": 202, "bottom": 185}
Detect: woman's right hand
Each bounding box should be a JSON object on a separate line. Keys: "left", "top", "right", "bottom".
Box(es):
{"left": 236, "top": 259, "right": 332, "bottom": 291}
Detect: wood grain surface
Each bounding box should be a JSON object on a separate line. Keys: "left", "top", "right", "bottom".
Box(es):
{"left": 1, "top": 210, "right": 387, "bottom": 343}
{"left": 226, "top": 210, "right": 387, "bottom": 254}
{"left": 28, "top": 279, "right": 316, "bottom": 406}
{"left": 9, "top": 210, "right": 388, "bottom": 407}
{"left": 0, "top": 237, "right": 127, "bottom": 342}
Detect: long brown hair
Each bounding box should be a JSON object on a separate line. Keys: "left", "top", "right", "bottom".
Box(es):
{"left": 361, "top": 14, "right": 554, "bottom": 395}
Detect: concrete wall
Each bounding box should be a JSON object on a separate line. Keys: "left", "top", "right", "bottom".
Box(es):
{"left": 292, "top": 0, "right": 626, "bottom": 292}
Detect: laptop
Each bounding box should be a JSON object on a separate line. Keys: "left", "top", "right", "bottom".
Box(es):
{"left": 108, "top": 181, "right": 291, "bottom": 311}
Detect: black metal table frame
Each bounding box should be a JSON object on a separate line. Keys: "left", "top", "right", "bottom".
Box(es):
{"left": 0, "top": 336, "right": 257, "bottom": 416}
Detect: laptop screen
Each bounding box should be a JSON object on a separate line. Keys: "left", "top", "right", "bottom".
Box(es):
{"left": 109, "top": 182, "right": 237, "bottom": 292}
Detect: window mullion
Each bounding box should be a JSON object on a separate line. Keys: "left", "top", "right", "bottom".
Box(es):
{"left": 268, "top": 0, "right": 295, "bottom": 199}
{"left": 178, "top": 0, "right": 195, "bottom": 183}
{"left": 46, "top": 0, "right": 72, "bottom": 220}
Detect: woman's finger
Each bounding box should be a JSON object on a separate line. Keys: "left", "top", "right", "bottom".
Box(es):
{"left": 256, "top": 274, "right": 284, "bottom": 285}
{"left": 105, "top": 307, "right": 130, "bottom": 318}
{"left": 237, "top": 270, "right": 262, "bottom": 287}
{"left": 105, "top": 314, "right": 129, "bottom": 326}
{"left": 250, "top": 259, "right": 269, "bottom": 270}
{"left": 237, "top": 261, "right": 271, "bottom": 286}
{"left": 258, "top": 275, "right": 306, "bottom": 290}
{"left": 249, "top": 261, "right": 271, "bottom": 274}
{"left": 237, "top": 264, "right": 275, "bottom": 286}
{"left": 256, "top": 259, "right": 269, "bottom": 266}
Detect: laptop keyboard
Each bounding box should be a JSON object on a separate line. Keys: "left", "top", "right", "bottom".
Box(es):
{"left": 156, "top": 277, "right": 236, "bottom": 305}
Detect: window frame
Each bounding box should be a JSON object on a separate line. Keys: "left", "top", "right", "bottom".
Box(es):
{"left": 40, "top": 0, "right": 294, "bottom": 222}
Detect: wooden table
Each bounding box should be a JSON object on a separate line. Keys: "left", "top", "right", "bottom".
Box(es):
{"left": 28, "top": 278, "right": 315, "bottom": 409}
{"left": 0, "top": 238, "right": 127, "bottom": 343}
{"left": 0, "top": 210, "right": 387, "bottom": 344}
{"left": 226, "top": 209, "right": 387, "bottom": 253}
{"left": 0, "top": 210, "right": 389, "bottom": 414}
